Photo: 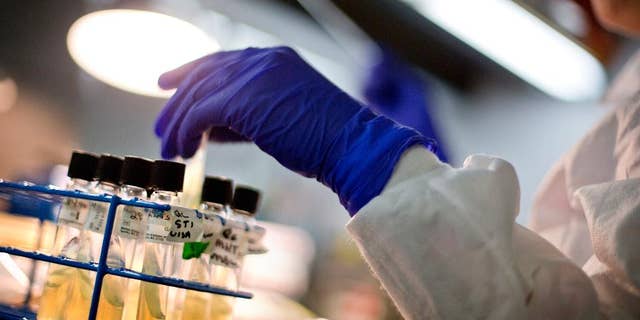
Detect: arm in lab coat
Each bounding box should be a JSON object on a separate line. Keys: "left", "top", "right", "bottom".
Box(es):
{"left": 347, "top": 147, "right": 601, "bottom": 319}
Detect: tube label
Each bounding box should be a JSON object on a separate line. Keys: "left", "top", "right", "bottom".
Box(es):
{"left": 202, "top": 212, "right": 223, "bottom": 254}
{"left": 181, "top": 212, "right": 223, "bottom": 260}
{"left": 58, "top": 197, "right": 89, "bottom": 229}
{"left": 145, "top": 209, "right": 171, "bottom": 243}
{"left": 209, "top": 220, "right": 247, "bottom": 269}
{"left": 85, "top": 202, "right": 108, "bottom": 234}
{"left": 117, "top": 205, "right": 146, "bottom": 239}
{"left": 247, "top": 225, "right": 268, "bottom": 254}
{"left": 167, "top": 207, "right": 203, "bottom": 242}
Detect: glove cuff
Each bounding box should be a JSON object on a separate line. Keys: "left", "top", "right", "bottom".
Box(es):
{"left": 320, "top": 109, "right": 437, "bottom": 215}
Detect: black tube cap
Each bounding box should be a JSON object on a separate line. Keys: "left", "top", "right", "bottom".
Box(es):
{"left": 232, "top": 185, "right": 260, "bottom": 214}
{"left": 150, "top": 160, "right": 185, "bottom": 192}
{"left": 201, "top": 176, "right": 233, "bottom": 205}
{"left": 120, "top": 156, "right": 153, "bottom": 188}
{"left": 96, "top": 154, "right": 124, "bottom": 185}
{"left": 67, "top": 151, "right": 99, "bottom": 181}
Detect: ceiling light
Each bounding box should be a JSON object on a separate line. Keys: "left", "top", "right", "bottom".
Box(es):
{"left": 67, "top": 9, "right": 219, "bottom": 98}
{"left": 404, "top": 0, "right": 607, "bottom": 101}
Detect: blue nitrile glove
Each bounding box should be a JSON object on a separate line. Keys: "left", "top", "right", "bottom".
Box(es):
{"left": 155, "top": 47, "right": 437, "bottom": 215}
{"left": 364, "top": 49, "right": 448, "bottom": 162}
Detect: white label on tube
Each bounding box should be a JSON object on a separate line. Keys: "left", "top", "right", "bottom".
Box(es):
{"left": 247, "top": 225, "right": 268, "bottom": 254}
{"left": 202, "top": 212, "right": 224, "bottom": 255}
{"left": 209, "top": 220, "right": 247, "bottom": 269}
{"left": 117, "top": 205, "right": 146, "bottom": 239}
{"left": 85, "top": 201, "right": 108, "bottom": 233}
{"left": 58, "top": 197, "right": 89, "bottom": 229}
{"left": 167, "top": 206, "right": 203, "bottom": 242}
{"left": 145, "top": 209, "right": 171, "bottom": 243}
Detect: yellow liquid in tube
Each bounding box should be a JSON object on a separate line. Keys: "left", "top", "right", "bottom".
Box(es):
{"left": 138, "top": 280, "right": 166, "bottom": 320}
{"left": 37, "top": 173, "right": 108, "bottom": 319}
{"left": 183, "top": 290, "right": 213, "bottom": 319}
{"left": 39, "top": 233, "right": 127, "bottom": 320}
{"left": 180, "top": 258, "right": 211, "bottom": 320}
{"left": 96, "top": 233, "right": 129, "bottom": 320}
{"left": 28, "top": 220, "right": 57, "bottom": 310}
{"left": 209, "top": 294, "right": 233, "bottom": 320}
{"left": 208, "top": 267, "right": 236, "bottom": 320}
{"left": 122, "top": 242, "right": 145, "bottom": 320}
{"left": 122, "top": 279, "right": 142, "bottom": 320}
{"left": 96, "top": 275, "right": 125, "bottom": 320}
{"left": 38, "top": 231, "right": 94, "bottom": 320}
{"left": 63, "top": 268, "right": 93, "bottom": 320}
{"left": 38, "top": 263, "right": 93, "bottom": 320}
{"left": 137, "top": 244, "right": 169, "bottom": 320}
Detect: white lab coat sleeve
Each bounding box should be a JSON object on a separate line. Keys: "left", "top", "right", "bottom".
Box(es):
{"left": 576, "top": 179, "right": 640, "bottom": 318}
{"left": 529, "top": 93, "right": 640, "bottom": 318}
{"left": 347, "top": 147, "right": 600, "bottom": 320}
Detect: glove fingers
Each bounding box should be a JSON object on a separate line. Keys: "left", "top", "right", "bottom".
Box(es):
{"left": 176, "top": 93, "right": 232, "bottom": 158}
{"left": 155, "top": 49, "right": 264, "bottom": 138}
{"left": 158, "top": 53, "right": 216, "bottom": 90}
{"left": 156, "top": 65, "right": 209, "bottom": 137}
{"left": 160, "top": 71, "right": 228, "bottom": 159}
{"left": 159, "top": 49, "right": 267, "bottom": 158}
{"left": 160, "top": 108, "right": 183, "bottom": 159}
{"left": 155, "top": 56, "right": 231, "bottom": 138}
{"left": 161, "top": 94, "right": 200, "bottom": 159}
{"left": 155, "top": 89, "right": 188, "bottom": 138}
{"left": 159, "top": 78, "right": 213, "bottom": 158}
{"left": 158, "top": 49, "right": 257, "bottom": 89}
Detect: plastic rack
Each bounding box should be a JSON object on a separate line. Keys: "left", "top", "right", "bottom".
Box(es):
{"left": 0, "top": 180, "right": 252, "bottom": 320}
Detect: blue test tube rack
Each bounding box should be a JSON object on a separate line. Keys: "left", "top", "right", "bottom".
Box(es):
{"left": 0, "top": 180, "right": 252, "bottom": 320}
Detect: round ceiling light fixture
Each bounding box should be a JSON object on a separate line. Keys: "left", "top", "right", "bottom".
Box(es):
{"left": 67, "top": 9, "right": 219, "bottom": 98}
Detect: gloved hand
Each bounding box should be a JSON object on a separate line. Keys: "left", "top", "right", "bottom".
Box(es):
{"left": 364, "top": 49, "right": 448, "bottom": 162}
{"left": 155, "top": 47, "right": 436, "bottom": 215}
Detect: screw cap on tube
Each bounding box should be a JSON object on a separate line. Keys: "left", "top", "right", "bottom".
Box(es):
{"left": 232, "top": 185, "right": 260, "bottom": 215}
{"left": 96, "top": 154, "right": 124, "bottom": 185}
{"left": 120, "top": 156, "right": 153, "bottom": 188}
{"left": 201, "top": 176, "right": 233, "bottom": 205}
{"left": 150, "top": 160, "right": 185, "bottom": 192}
{"left": 67, "top": 151, "right": 99, "bottom": 181}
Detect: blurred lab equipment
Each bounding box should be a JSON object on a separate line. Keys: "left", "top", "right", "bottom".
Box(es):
{"left": 0, "top": 75, "right": 17, "bottom": 113}
{"left": 67, "top": 9, "right": 219, "bottom": 98}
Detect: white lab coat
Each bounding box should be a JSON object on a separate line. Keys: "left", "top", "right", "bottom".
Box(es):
{"left": 347, "top": 53, "right": 640, "bottom": 319}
